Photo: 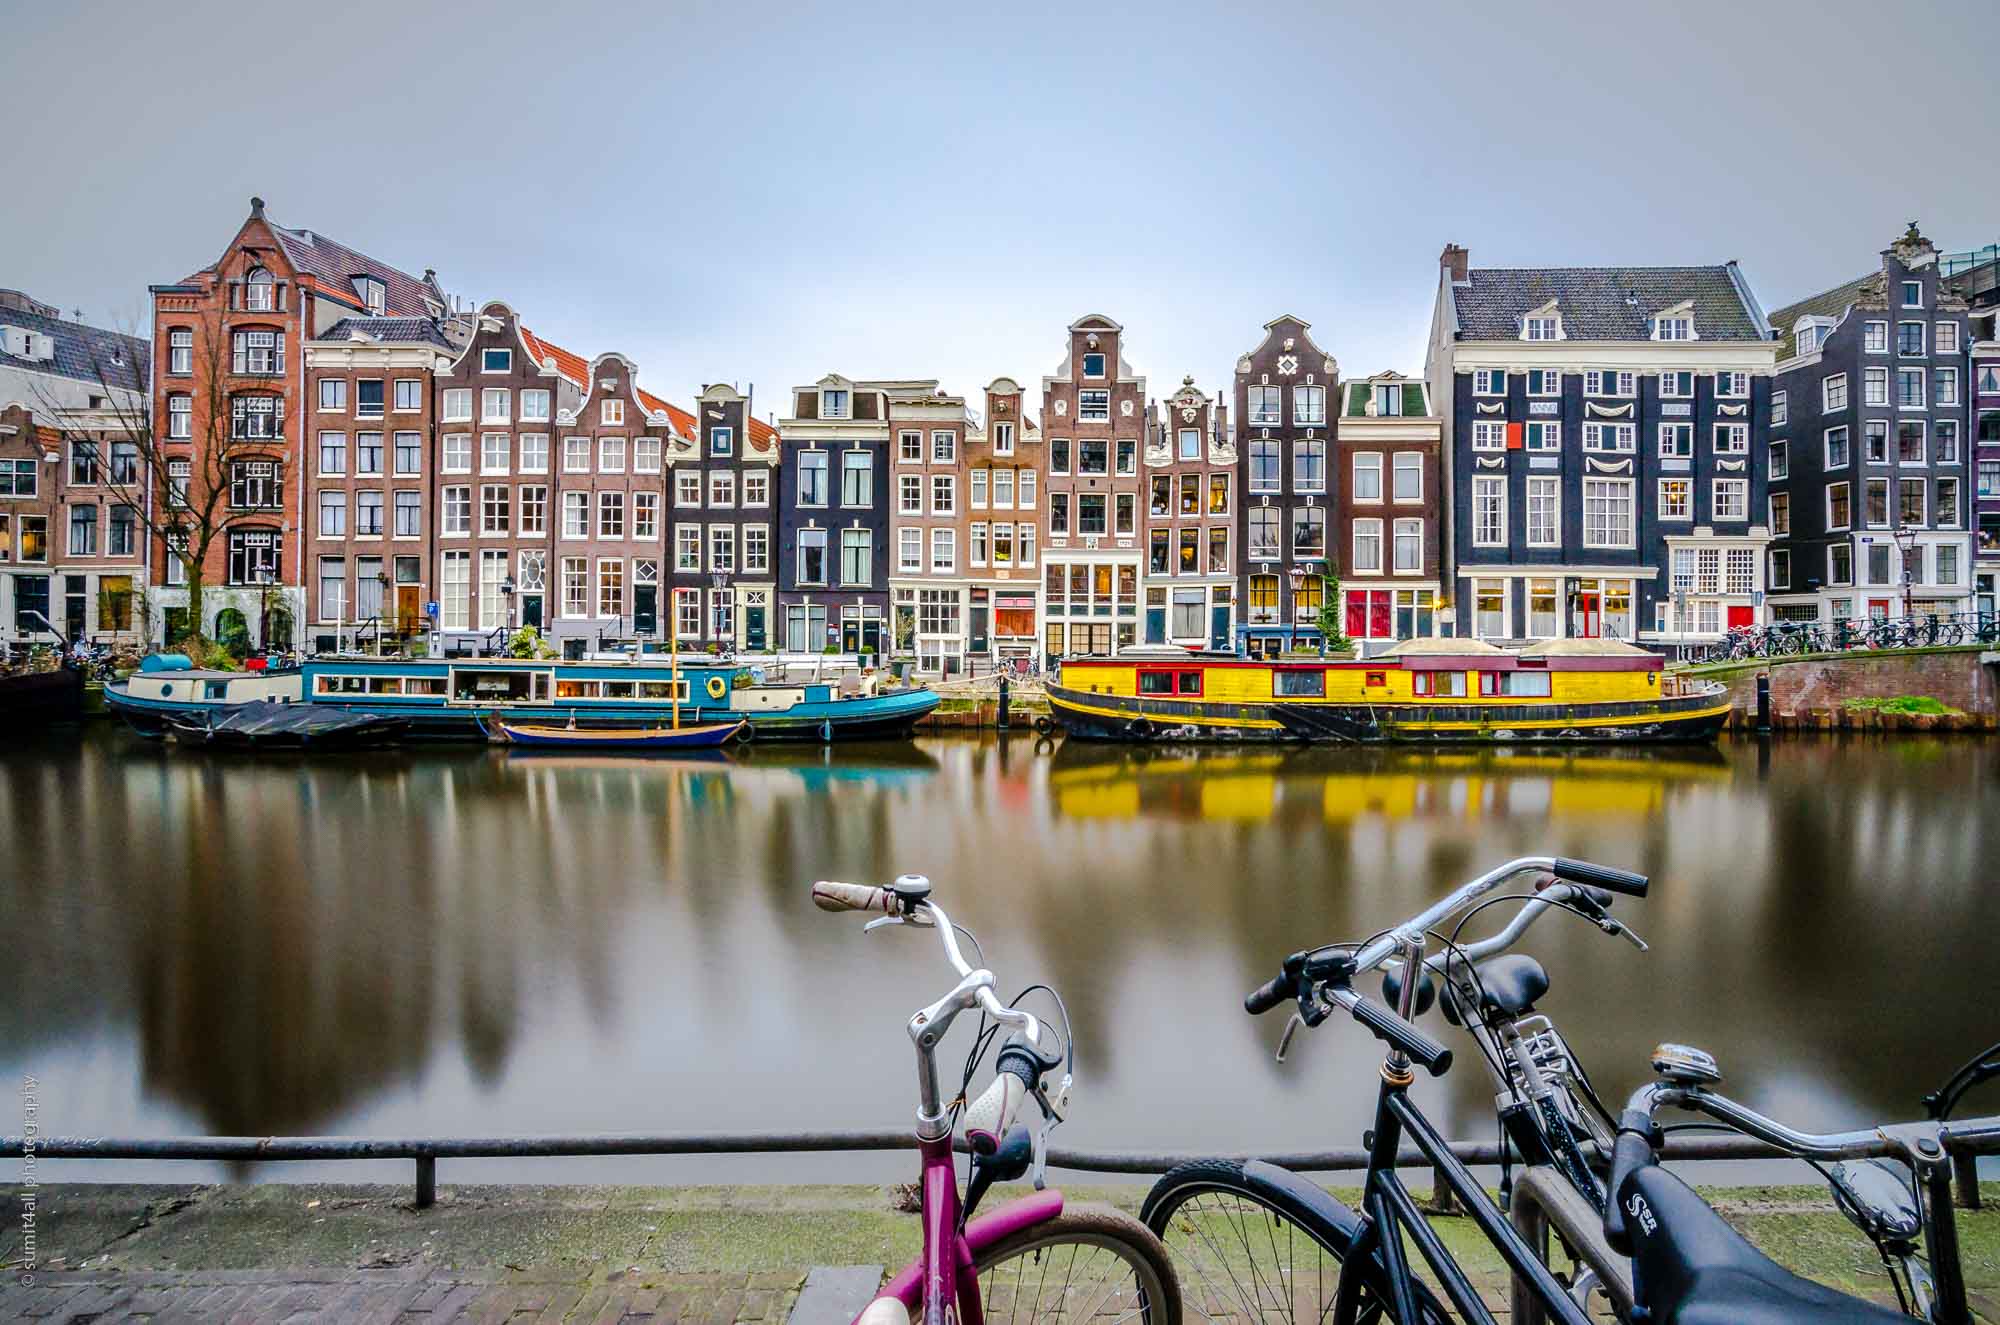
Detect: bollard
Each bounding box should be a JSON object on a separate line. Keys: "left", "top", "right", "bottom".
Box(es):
{"left": 1756, "top": 671, "right": 1771, "bottom": 734}
{"left": 1953, "top": 1149, "right": 1982, "bottom": 1211}
{"left": 997, "top": 675, "right": 1011, "bottom": 730}
{"left": 415, "top": 1154, "right": 436, "bottom": 1209}
{"left": 1425, "top": 1164, "right": 1460, "bottom": 1216}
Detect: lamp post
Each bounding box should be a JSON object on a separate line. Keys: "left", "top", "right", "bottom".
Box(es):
{"left": 1893, "top": 524, "right": 1917, "bottom": 623}
{"left": 711, "top": 571, "right": 729, "bottom": 655}
{"left": 255, "top": 567, "right": 274, "bottom": 653}
{"left": 500, "top": 574, "right": 516, "bottom": 629}
{"left": 1286, "top": 564, "right": 1306, "bottom": 656}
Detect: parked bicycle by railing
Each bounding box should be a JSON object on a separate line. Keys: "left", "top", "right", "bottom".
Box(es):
{"left": 812, "top": 874, "right": 1181, "bottom": 1325}
{"left": 1686, "top": 611, "right": 2000, "bottom": 664}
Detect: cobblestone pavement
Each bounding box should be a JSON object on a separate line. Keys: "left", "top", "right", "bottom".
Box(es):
{"left": 0, "top": 1266, "right": 806, "bottom": 1323}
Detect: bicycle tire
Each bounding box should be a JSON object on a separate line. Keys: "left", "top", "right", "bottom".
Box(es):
{"left": 1141, "top": 1159, "right": 1449, "bottom": 1325}
{"left": 970, "top": 1202, "right": 1183, "bottom": 1325}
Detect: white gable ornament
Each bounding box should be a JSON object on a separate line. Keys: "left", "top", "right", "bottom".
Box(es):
{"left": 1236, "top": 356, "right": 1252, "bottom": 374}
{"left": 1277, "top": 354, "right": 1298, "bottom": 375}
{"left": 1181, "top": 406, "right": 1196, "bottom": 422}
{"left": 1054, "top": 399, "right": 1067, "bottom": 416}
{"left": 1120, "top": 400, "right": 1133, "bottom": 417}
{"left": 1586, "top": 457, "right": 1633, "bottom": 474}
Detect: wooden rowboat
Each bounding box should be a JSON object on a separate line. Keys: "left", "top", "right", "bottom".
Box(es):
{"left": 488, "top": 717, "right": 747, "bottom": 750}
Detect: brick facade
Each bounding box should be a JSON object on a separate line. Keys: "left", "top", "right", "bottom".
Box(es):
{"left": 1142, "top": 376, "right": 1234, "bottom": 648}
{"left": 1041, "top": 314, "right": 1146, "bottom": 658}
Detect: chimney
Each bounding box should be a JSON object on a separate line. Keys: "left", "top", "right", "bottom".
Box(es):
{"left": 250, "top": 195, "right": 265, "bottom": 218}
{"left": 1441, "top": 243, "right": 1469, "bottom": 283}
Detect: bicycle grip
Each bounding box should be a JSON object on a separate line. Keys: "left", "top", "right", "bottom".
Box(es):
{"left": 1244, "top": 973, "right": 1295, "bottom": 1016}
{"left": 1347, "top": 995, "right": 1453, "bottom": 1076}
{"left": 1551, "top": 858, "right": 1649, "bottom": 898}
{"left": 963, "top": 1071, "right": 1029, "bottom": 1156}
{"left": 811, "top": 881, "right": 895, "bottom": 914}
{"left": 1602, "top": 1123, "right": 1657, "bottom": 1256}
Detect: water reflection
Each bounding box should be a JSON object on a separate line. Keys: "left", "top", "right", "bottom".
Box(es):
{"left": 0, "top": 728, "right": 1994, "bottom": 1181}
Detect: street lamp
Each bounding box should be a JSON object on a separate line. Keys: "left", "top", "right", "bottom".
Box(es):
{"left": 1286, "top": 564, "right": 1306, "bottom": 656}
{"left": 255, "top": 567, "right": 274, "bottom": 652}
{"left": 710, "top": 571, "right": 729, "bottom": 655}
{"left": 1893, "top": 524, "right": 1917, "bottom": 622}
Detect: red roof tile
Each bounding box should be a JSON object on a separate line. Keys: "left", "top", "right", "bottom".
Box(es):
{"left": 520, "top": 326, "right": 701, "bottom": 438}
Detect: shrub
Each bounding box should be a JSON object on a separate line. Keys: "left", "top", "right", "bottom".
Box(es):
{"left": 1842, "top": 694, "right": 1961, "bottom": 716}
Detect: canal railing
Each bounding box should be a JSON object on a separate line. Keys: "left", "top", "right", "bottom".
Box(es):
{"left": 3, "top": 1124, "right": 1989, "bottom": 1213}
{"left": 1680, "top": 611, "right": 2000, "bottom": 665}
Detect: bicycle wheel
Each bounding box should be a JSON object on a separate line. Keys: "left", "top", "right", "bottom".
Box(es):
{"left": 973, "top": 1203, "right": 1183, "bottom": 1325}
{"left": 1142, "top": 1160, "right": 1449, "bottom": 1325}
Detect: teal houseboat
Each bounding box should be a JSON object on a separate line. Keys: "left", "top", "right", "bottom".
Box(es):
{"left": 107, "top": 656, "right": 939, "bottom": 743}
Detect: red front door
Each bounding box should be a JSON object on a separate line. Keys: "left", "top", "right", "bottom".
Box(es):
{"left": 1726, "top": 605, "right": 1753, "bottom": 630}
{"left": 1574, "top": 593, "right": 1600, "bottom": 638}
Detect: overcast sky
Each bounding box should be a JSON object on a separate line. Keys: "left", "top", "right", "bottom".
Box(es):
{"left": 7, "top": 0, "right": 1997, "bottom": 421}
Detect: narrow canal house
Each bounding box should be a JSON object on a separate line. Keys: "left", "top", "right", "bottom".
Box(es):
{"left": 1041, "top": 314, "right": 1147, "bottom": 658}
{"left": 1232, "top": 315, "right": 1338, "bottom": 656}
{"left": 149, "top": 197, "right": 445, "bottom": 646}
{"left": 1938, "top": 242, "right": 2000, "bottom": 614}
{"left": 1427, "top": 244, "right": 1778, "bottom": 646}
{"left": 778, "top": 375, "right": 909, "bottom": 654}
{"left": 302, "top": 309, "right": 462, "bottom": 651}
{"left": 680, "top": 382, "right": 781, "bottom": 652}
{"left": 968, "top": 377, "right": 1043, "bottom": 668}
{"left": 887, "top": 385, "right": 974, "bottom": 673}
{"left": 1143, "top": 376, "right": 1234, "bottom": 649}
{"left": 428, "top": 303, "right": 582, "bottom": 650}
{"left": 0, "top": 292, "right": 150, "bottom": 647}
{"left": 1335, "top": 371, "right": 1443, "bottom": 650}
{"left": 1763, "top": 225, "right": 1974, "bottom": 625}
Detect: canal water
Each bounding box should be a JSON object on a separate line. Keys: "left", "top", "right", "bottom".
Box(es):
{"left": 2, "top": 726, "right": 1995, "bottom": 1186}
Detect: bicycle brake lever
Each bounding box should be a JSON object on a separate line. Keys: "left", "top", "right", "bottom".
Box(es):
{"left": 1275, "top": 1011, "right": 1305, "bottom": 1064}
{"left": 1609, "top": 920, "right": 1649, "bottom": 952}
{"left": 1028, "top": 1077, "right": 1068, "bottom": 1191}
{"left": 862, "top": 915, "right": 906, "bottom": 933}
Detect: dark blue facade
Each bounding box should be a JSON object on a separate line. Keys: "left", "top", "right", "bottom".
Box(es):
{"left": 776, "top": 435, "right": 889, "bottom": 653}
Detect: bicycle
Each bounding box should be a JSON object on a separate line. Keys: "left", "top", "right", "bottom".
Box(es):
{"left": 1141, "top": 856, "right": 1651, "bottom": 1325}
{"left": 812, "top": 875, "right": 1181, "bottom": 1325}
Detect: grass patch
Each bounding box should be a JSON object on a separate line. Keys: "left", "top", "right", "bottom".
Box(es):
{"left": 1842, "top": 695, "right": 1962, "bottom": 716}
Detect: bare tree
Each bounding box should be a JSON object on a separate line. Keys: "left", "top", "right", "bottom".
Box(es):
{"left": 31, "top": 300, "right": 280, "bottom": 646}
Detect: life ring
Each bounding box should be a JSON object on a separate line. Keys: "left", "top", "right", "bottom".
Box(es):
{"left": 732, "top": 722, "right": 756, "bottom": 745}
{"left": 705, "top": 675, "right": 728, "bottom": 700}
{"left": 1032, "top": 715, "right": 1055, "bottom": 736}
{"left": 1128, "top": 717, "right": 1156, "bottom": 741}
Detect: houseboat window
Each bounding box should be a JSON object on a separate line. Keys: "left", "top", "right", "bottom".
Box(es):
{"left": 316, "top": 674, "right": 369, "bottom": 695}
{"left": 366, "top": 677, "right": 405, "bottom": 695}
{"left": 602, "top": 680, "right": 637, "bottom": 699}
{"left": 452, "top": 669, "right": 540, "bottom": 701}
{"left": 637, "top": 680, "right": 690, "bottom": 701}
{"left": 1273, "top": 670, "right": 1326, "bottom": 698}
{"left": 555, "top": 679, "right": 598, "bottom": 699}
{"left": 406, "top": 677, "right": 446, "bottom": 697}
{"left": 1176, "top": 670, "right": 1202, "bottom": 696}
{"left": 1413, "top": 671, "right": 1467, "bottom": 698}
{"left": 1138, "top": 671, "right": 1174, "bottom": 695}
{"left": 1365, "top": 671, "right": 1387, "bottom": 688}
{"left": 1480, "top": 671, "right": 1553, "bottom": 698}
{"left": 205, "top": 680, "right": 230, "bottom": 700}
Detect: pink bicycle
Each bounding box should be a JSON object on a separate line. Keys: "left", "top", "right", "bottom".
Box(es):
{"left": 813, "top": 874, "right": 1181, "bottom": 1325}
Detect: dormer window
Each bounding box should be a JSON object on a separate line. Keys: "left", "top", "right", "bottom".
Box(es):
{"left": 822, "top": 388, "right": 850, "bottom": 419}
{"left": 353, "top": 276, "right": 385, "bottom": 315}
{"left": 1903, "top": 280, "right": 1923, "bottom": 308}
{"left": 1654, "top": 316, "right": 1692, "bottom": 341}
{"left": 1373, "top": 384, "right": 1403, "bottom": 416}
{"left": 1523, "top": 315, "right": 1561, "bottom": 341}
{"left": 602, "top": 398, "right": 624, "bottom": 426}
{"left": 1082, "top": 352, "right": 1107, "bottom": 379}
{"left": 482, "top": 348, "right": 511, "bottom": 373}
{"left": 244, "top": 266, "right": 275, "bottom": 312}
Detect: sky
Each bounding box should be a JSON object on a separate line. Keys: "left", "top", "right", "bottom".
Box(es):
{"left": 7, "top": 0, "right": 1998, "bottom": 424}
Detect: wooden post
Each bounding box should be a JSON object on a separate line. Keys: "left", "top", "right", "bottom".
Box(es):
{"left": 1426, "top": 1164, "right": 1460, "bottom": 1215}
{"left": 1952, "top": 1149, "right": 1982, "bottom": 1211}
{"left": 414, "top": 1155, "right": 436, "bottom": 1209}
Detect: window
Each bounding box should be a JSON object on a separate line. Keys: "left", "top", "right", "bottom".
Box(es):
{"left": 993, "top": 422, "right": 1014, "bottom": 455}
{"left": 441, "top": 389, "right": 471, "bottom": 422}
{"left": 930, "top": 430, "right": 956, "bottom": 464}
{"left": 899, "top": 526, "right": 923, "bottom": 572}
{"left": 1248, "top": 507, "right": 1279, "bottom": 560}
{"left": 315, "top": 431, "right": 347, "bottom": 475}
{"left": 1658, "top": 422, "right": 1692, "bottom": 458}
{"left": 227, "top": 529, "right": 280, "bottom": 584}
{"left": 709, "top": 524, "right": 736, "bottom": 573}
{"left": 1825, "top": 425, "right": 1851, "bottom": 468}
{"left": 595, "top": 490, "right": 623, "bottom": 538}
{"left": 1938, "top": 368, "right": 1960, "bottom": 407}
{"left": 899, "top": 474, "right": 923, "bottom": 514}
{"left": 1473, "top": 370, "right": 1507, "bottom": 396}
{"left": 795, "top": 527, "right": 828, "bottom": 584}
{"left": 1525, "top": 421, "right": 1560, "bottom": 452}
{"left": 1769, "top": 491, "right": 1790, "bottom": 536}
{"left": 1828, "top": 543, "right": 1853, "bottom": 586}
{"left": 1716, "top": 371, "right": 1749, "bottom": 398}
{"left": 1115, "top": 492, "right": 1136, "bottom": 534}
{"left": 841, "top": 451, "right": 873, "bottom": 506}
{"left": 1351, "top": 517, "right": 1382, "bottom": 572}
{"left": 1865, "top": 366, "right": 1890, "bottom": 406}
{"left": 1712, "top": 478, "right": 1748, "bottom": 521}
{"left": 708, "top": 426, "right": 733, "bottom": 458}
{"left": 971, "top": 522, "right": 989, "bottom": 567}
{"left": 511, "top": 389, "right": 546, "bottom": 423}
{"left": 1241, "top": 438, "right": 1280, "bottom": 493}
{"left": 387, "top": 378, "right": 419, "bottom": 413}
{"left": 1898, "top": 420, "right": 1926, "bottom": 464}
{"left": 1524, "top": 315, "right": 1561, "bottom": 341}
{"left": 1856, "top": 320, "right": 1888, "bottom": 355}
{"left": 1584, "top": 370, "right": 1636, "bottom": 397}
{"left": 355, "top": 432, "right": 382, "bottom": 476}
{"left": 1898, "top": 367, "right": 1926, "bottom": 408}
{"left": 1286, "top": 438, "right": 1323, "bottom": 491}
{"left": 443, "top": 434, "right": 472, "bottom": 473}
{"left": 1294, "top": 385, "right": 1326, "bottom": 424}
{"left": 743, "top": 524, "right": 769, "bottom": 572}
{"left": 1292, "top": 506, "right": 1325, "bottom": 557}
{"left": 1171, "top": 589, "right": 1206, "bottom": 640}
{"left": 356, "top": 380, "right": 384, "bottom": 419}
{"left": 1938, "top": 420, "right": 1960, "bottom": 463}
{"left": 317, "top": 490, "right": 346, "bottom": 537}
{"left": 1714, "top": 422, "right": 1748, "bottom": 454}
{"left": 1863, "top": 420, "right": 1887, "bottom": 464}
{"left": 435, "top": 484, "right": 470, "bottom": 535}
{"left": 1392, "top": 519, "right": 1422, "bottom": 572}
{"left": 1472, "top": 476, "right": 1506, "bottom": 547}
{"left": 1938, "top": 543, "right": 1961, "bottom": 586}
{"left": 1049, "top": 492, "right": 1069, "bottom": 535}
{"left": 673, "top": 525, "right": 701, "bottom": 571}
{"left": 798, "top": 451, "right": 828, "bottom": 505}
{"left": 744, "top": 470, "right": 769, "bottom": 506}
{"left": 635, "top": 437, "right": 661, "bottom": 473}
{"left": 1390, "top": 453, "right": 1423, "bottom": 503}
{"left": 230, "top": 459, "right": 283, "bottom": 509}
{"left": 231, "top": 327, "right": 282, "bottom": 375}
{"left": 1077, "top": 389, "right": 1110, "bottom": 421}
{"left": 1350, "top": 451, "right": 1383, "bottom": 502}
{"left": 625, "top": 490, "right": 653, "bottom": 540}
{"left": 1769, "top": 547, "right": 1791, "bottom": 589}
{"left": 67, "top": 504, "right": 97, "bottom": 556}
{"left": 481, "top": 433, "right": 509, "bottom": 474}
{"left": 675, "top": 471, "right": 701, "bottom": 507}
{"left": 1870, "top": 478, "right": 1894, "bottom": 529}
{"left": 476, "top": 484, "right": 508, "bottom": 535}
{"left": 1937, "top": 477, "right": 1961, "bottom": 527}
{"left": 1470, "top": 420, "right": 1507, "bottom": 452}
{"left": 844, "top": 528, "right": 876, "bottom": 588}
{"left": 1049, "top": 438, "right": 1070, "bottom": 474}
{"left": 394, "top": 490, "right": 421, "bottom": 536}
{"left": 1768, "top": 439, "right": 1788, "bottom": 481}
{"left": 560, "top": 490, "right": 587, "bottom": 537}
{"left": 1654, "top": 314, "right": 1692, "bottom": 341}
{"left": 1899, "top": 477, "right": 1926, "bottom": 528}
{"left": 1018, "top": 524, "right": 1036, "bottom": 568}
{"left": 1827, "top": 482, "right": 1851, "bottom": 531}
{"left": 930, "top": 473, "right": 955, "bottom": 515}
{"left": 1071, "top": 494, "right": 1105, "bottom": 536}
{"left": 598, "top": 436, "right": 625, "bottom": 472}
{"left": 1077, "top": 438, "right": 1108, "bottom": 475}
{"left": 230, "top": 394, "right": 284, "bottom": 440}
{"left": 1526, "top": 369, "right": 1561, "bottom": 397}
{"left": 167, "top": 327, "right": 192, "bottom": 375}
{"left": 926, "top": 527, "right": 952, "bottom": 575}
{"left": 1117, "top": 438, "right": 1137, "bottom": 475}
{"left": 1898, "top": 320, "right": 1926, "bottom": 356}
{"left": 1582, "top": 479, "right": 1632, "bottom": 548}
{"left": 1660, "top": 371, "right": 1693, "bottom": 398}
{"left": 709, "top": 472, "right": 735, "bottom": 507}
{"left": 1575, "top": 422, "right": 1630, "bottom": 456}
{"left": 1081, "top": 352, "right": 1106, "bottom": 379}
{"left": 1246, "top": 385, "right": 1282, "bottom": 425}
{"left": 1823, "top": 374, "right": 1848, "bottom": 411}
{"left": 1937, "top": 320, "right": 1961, "bottom": 354}
{"left": 1658, "top": 478, "right": 1690, "bottom": 521}
{"left": 71, "top": 440, "right": 103, "bottom": 486}
{"left": 597, "top": 558, "right": 625, "bottom": 617}
{"left": 317, "top": 378, "right": 347, "bottom": 413}
{"left": 168, "top": 394, "right": 191, "bottom": 438}
{"left": 1982, "top": 460, "right": 2000, "bottom": 500}
{"left": 1178, "top": 427, "right": 1201, "bottom": 460}
{"left": 1527, "top": 477, "right": 1561, "bottom": 544}
{"left": 993, "top": 469, "right": 1015, "bottom": 508}
{"left": 601, "top": 398, "right": 624, "bottom": 425}
{"left": 1148, "top": 529, "right": 1170, "bottom": 574}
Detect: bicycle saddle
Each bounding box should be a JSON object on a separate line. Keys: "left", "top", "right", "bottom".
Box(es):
{"left": 1441, "top": 953, "right": 1549, "bottom": 1025}
{"left": 1620, "top": 1163, "right": 1907, "bottom": 1324}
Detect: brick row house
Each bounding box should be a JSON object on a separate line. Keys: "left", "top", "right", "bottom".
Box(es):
{"left": 967, "top": 378, "right": 1043, "bottom": 668}
{"left": 0, "top": 291, "right": 150, "bottom": 645}
{"left": 1937, "top": 243, "right": 2000, "bottom": 613}
{"left": 1763, "top": 226, "right": 1974, "bottom": 624}
{"left": 1427, "top": 245, "right": 1778, "bottom": 645}
{"left": 1233, "top": 315, "right": 1339, "bottom": 656}
{"left": 778, "top": 375, "right": 909, "bottom": 654}
{"left": 1042, "top": 315, "right": 1146, "bottom": 658}
{"left": 150, "top": 197, "right": 449, "bottom": 647}
{"left": 886, "top": 385, "right": 972, "bottom": 672}
{"left": 1143, "top": 376, "right": 1234, "bottom": 649}
{"left": 1335, "top": 371, "right": 1443, "bottom": 649}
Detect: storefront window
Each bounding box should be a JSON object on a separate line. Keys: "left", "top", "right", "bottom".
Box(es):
{"left": 1527, "top": 579, "right": 1559, "bottom": 638}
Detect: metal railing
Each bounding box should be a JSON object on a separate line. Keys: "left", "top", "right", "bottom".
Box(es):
{"left": 2, "top": 1123, "right": 1989, "bottom": 1211}
{"left": 1683, "top": 611, "right": 2000, "bottom": 665}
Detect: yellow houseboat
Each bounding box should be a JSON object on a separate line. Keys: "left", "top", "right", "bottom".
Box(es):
{"left": 1045, "top": 639, "right": 1731, "bottom": 745}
